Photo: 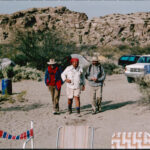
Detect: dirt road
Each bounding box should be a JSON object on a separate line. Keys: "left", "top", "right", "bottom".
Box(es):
{"left": 0, "top": 74, "right": 150, "bottom": 148}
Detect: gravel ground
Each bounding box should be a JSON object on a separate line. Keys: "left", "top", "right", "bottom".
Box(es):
{"left": 0, "top": 74, "right": 150, "bottom": 148}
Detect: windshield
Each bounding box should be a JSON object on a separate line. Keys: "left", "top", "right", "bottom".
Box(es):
{"left": 120, "top": 56, "right": 136, "bottom": 61}
{"left": 120, "top": 56, "right": 129, "bottom": 61}
{"left": 128, "top": 56, "right": 136, "bottom": 62}
{"left": 137, "top": 56, "right": 150, "bottom": 63}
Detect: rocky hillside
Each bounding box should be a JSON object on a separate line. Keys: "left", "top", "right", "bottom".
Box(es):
{"left": 0, "top": 6, "right": 150, "bottom": 47}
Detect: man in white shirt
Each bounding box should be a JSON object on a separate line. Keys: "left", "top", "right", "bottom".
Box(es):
{"left": 61, "top": 58, "right": 85, "bottom": 115}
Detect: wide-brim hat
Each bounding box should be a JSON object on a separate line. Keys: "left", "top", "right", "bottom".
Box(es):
{"left": 92, "top": 56, "right": 99, "bottom": 62}
{"left": 47, "top": 59, "right": 56, "bottom": 65}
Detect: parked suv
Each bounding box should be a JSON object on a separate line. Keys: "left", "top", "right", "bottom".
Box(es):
{"left": 125, "top": 55, "right": 150, "bottom": 83}
{"left": 118, "top": 55, "right": 140, "bottom": 68}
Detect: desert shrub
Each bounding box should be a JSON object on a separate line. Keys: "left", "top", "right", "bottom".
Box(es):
{"left": 12, "top": 30, "right": 76, "bottom": 71}
{"left": 0, "top": 90, "right": 27, "bottom": 104}
{"left": 16, "top": 90, "right": 27, "bottom": 102}
{"left": 0, "top": 65, "right": 43, "bottom": 82}
{"left": 135, "top": 75, "right": 150, "bottom": 104}
{"left": 12, "top": 65, "right": 43, "bottom": 82}
{"left": 0, "top": 94, "right": 15, "bottom": 104}
{"left": 11, "top": 54, "right": 28, "bottom": 66}
{"left": 0, "top": 43, "right": 17, "bottom": 58}
{"left": 101, "top": 62, "right": 120, "bottom": 75}
{"left": 113, "top": 66, "right": 124, "bottom": 74}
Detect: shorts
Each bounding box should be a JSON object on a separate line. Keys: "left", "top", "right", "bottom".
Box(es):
{"left": 66, "top": 87, "right": 81, "bottom": 99}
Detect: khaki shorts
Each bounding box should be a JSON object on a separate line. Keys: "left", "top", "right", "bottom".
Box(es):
{"left": 66, "top": 87, "right": 81, "bottom": 99}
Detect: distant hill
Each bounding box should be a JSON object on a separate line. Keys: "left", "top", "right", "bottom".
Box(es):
{"left": 0, "top": 6, "right": 150, "bottom": 48}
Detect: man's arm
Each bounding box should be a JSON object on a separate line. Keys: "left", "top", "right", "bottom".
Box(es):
{"left": 44, "top": 68, "right": 49, "bottom": 86}
{"left": 61, "top": 67, "right": 71, "bottom": 83}
{"left": 61, "top": 67, "right": 67, "bottom": 82}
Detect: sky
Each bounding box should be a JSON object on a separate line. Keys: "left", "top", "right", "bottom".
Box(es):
{"left": 0, "top": 0, "right": 150, "bottom": 19}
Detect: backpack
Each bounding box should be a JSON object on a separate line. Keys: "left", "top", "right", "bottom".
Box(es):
{"left": 85, "top": 63, "right": 102, "bottom": 79}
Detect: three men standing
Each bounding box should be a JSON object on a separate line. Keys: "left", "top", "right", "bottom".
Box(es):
{"left": 85, "top": 56, "right": 106, "bottom": 114}
{"left": 45, "top": 56, "right": 105, "bottom": 115}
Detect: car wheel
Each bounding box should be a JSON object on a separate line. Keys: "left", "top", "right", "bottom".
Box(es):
{"left": 127, "top": 77, "right": 134, "bottom": 83}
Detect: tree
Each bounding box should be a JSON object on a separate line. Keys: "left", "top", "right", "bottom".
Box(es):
{"left": 12, "top": 30, "right": 77, "bottom": 70}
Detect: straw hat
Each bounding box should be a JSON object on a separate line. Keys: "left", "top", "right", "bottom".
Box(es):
{"left": 92, "top": 56, "right": 99, "bottom": 62}
{"left": 47, "top": 59, "right": 56, "bottom": 65}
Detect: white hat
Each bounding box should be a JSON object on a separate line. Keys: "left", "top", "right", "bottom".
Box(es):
{"left": 92, "top": 56, "right": 99, "bottom": 62}
{"left": 47, "top": 59, "right": 56, "bottom": 65}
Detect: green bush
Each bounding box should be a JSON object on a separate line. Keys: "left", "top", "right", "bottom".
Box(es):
{"left": 0, "top": 65, "right": 44, "bottom": 82}
{"left": 12, "top": 30, "right": 76, "bottom": 71}
{"left": 11, "top": 54, "right": 28, "bottom": 66}
{"left": 101, "top": 62, "right": 120, "bottom": 75}
{"left": 135, "top": 75, "right": 150, "bottom": 104}
{"left": 12, "top": 65, "right": 43, "bottom": 82}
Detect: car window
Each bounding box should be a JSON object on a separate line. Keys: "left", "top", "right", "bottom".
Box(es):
{"left": 128, "top": 56, "right": 136, "bottom": 61}
{"left": 137, "top": 56, "right": 150, "bottom": 63}
{"left": 120, "top": 56, "right": 129, "bottom": 61}
{"left": 147, "top": 57, "right": 150, "bottom": 63}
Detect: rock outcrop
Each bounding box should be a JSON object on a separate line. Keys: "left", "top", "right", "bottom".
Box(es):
{"left": 0, "top": 6, "right": 150, "bottom": 47}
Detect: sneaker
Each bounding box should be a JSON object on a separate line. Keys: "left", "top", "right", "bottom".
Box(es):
{"left": 53, "top": 111, "right": 57, "bottom": 115}
{"left": 97, "top": 105, "right": 102, "bottom": 113}
{"left": 56, "top": 111, "right": 60, "bottom": 115}
{"left": 66, "top": 111, "right": 72, "bottom": 115}
{"left": 68, "top": 108, "right": 72, "bottom": 114}
{"left": 92, "top": 110, "right": 97, "bottom": 115}
{"left": 76, "top": 113, "right": 82, "bottom": 117}
{"left": 98, "top": 108, "right": 102, "bottom": 113}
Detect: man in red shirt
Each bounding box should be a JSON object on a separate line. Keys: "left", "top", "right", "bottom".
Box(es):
{"left": 45, "top": 59, "right": 62, "bottom": 114}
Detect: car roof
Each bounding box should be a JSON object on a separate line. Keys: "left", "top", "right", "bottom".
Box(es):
{"left": 140, "top": 55, "right": 150, "bottom": 57}
{"left": 120, "top": 55, "right": 140, "bottom": 57}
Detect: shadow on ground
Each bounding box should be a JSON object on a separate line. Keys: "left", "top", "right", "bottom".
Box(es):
{"left": 60, "top": 101, "right": 112, "bottom": 114}
{"left": 101, "top": 100, "right": 136, "bottom": 112}
{"left": 54, "top": 100, "right": 136, "bottom": 115}
{"left": 0, "top": 103, "right": 44, "bottom": 111}
{"left": 82, "top": 100, "right": 136, "bottom": 115}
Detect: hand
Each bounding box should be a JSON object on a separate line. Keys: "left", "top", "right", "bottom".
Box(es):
{"left": 81, "top": 85, "right": 85, "bottom": 91}
{"left": 92, "top": 78, "right": 97, "bottom": 82}
{"left": 66, "top": 79, "right": 71, "bottom": 83}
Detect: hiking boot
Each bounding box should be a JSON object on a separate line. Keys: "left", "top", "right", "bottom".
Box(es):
{"left": 67, "top": 108, "right": 72, "bottom": 115}
{"left": 53, "top": 111, "right": 57, "bottom": 115}
{"left": 56, "top": 111, "right": 60, "bottom": 115}
{"left": 97, "top": 97, "right": 102, "bottom": 113}
{"left": 92, "top": 106, "right": 96, "bottom": 114}
{"left": 76, "top": 113, "right": 81, "bottom": 117}
{"left": 77, "top": 109, "right": 80, "bottom": 114}
{"left": 92, "top": 111, "right": 97, "bottom": 115}
{"left": 68, "top": 111, "right": 72, "bottom": 114}
{"left": 97, "top": 106, "right": 102, "bottom": 113}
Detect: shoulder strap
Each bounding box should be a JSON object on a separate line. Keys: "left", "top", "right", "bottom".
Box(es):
{"left": 89, "top": 64, "right": 92, "bottom": 73}
{"left": 89, "top": 63, "right": 102, "bottom": 73}
{"left": 98, "top": 63, "right": 102, "bottom": 73}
